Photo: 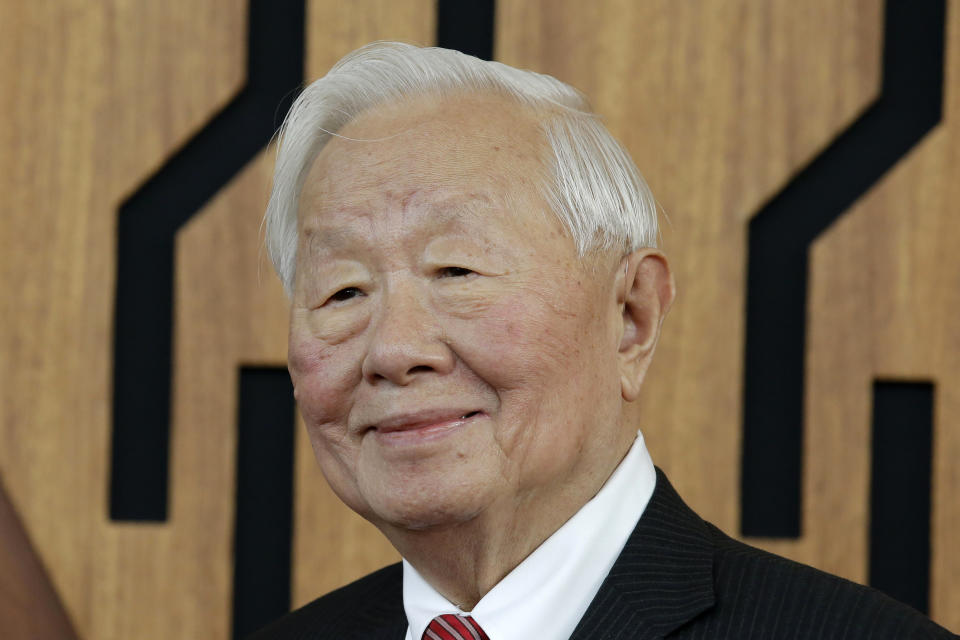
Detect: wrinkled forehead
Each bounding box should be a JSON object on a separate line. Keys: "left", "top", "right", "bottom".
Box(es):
{"left": 296, "top": 91, "right": 556, "bottom": 233}
{"left": 298, "top": 190, "right": 505, "bottom": 257}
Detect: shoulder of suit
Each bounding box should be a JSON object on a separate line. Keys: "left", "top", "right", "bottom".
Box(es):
{"left": 246, "top": 562, "right": 405, "bottom": 640}
{"left": 694, "top": 522, "right": 957, "bottom": 639}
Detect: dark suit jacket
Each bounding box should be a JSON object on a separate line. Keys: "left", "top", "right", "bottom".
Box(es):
{"left": 250, "top": 469, "right": 957, "bottom": 639}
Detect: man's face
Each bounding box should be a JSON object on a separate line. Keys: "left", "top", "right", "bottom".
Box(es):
{"left": 289, "top": 94, "right": 631, "bottom": 533}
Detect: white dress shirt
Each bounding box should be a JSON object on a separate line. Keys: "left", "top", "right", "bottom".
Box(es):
{"left": 403, "top": 430, "right": 657, "bottom": 640}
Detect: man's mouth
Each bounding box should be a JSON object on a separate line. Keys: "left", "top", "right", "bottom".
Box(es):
{"left": 368, "top": 409, "right": 485, "bottom": 441}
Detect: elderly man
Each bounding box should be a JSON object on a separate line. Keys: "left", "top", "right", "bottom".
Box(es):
{"left": 252, "top": 43, "right": 954, "bottom": 640}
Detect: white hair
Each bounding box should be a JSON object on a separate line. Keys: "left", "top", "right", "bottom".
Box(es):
{"left": 265, "top": 41, "right": 659, "bottom": 293}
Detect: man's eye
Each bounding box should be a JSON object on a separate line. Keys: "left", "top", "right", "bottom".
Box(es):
{"left": 438, "top": 266, "right": 475, "bottom": 278}
{"left": 328, "top": 287, "right": 364, "bottom": 303}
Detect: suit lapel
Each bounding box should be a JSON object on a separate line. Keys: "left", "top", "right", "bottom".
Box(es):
{"left": 569, "top": 468, "right": 716, "bottom": 639}
{"left": 345, "top": 580, "right": 407, "bottom": 640}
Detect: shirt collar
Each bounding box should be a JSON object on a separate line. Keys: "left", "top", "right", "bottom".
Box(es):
{"left": 403, "top": 430, "right": 657, "bottom": 640}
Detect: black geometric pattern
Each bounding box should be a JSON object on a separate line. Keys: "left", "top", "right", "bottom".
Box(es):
{"left": 741, "top": 0, "right": 945, "bottom": 538}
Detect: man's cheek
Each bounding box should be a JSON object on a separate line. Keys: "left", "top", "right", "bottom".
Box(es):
{"left": 289, "top": 341, "right": 360, "bottom": 423}
{"left": 306, "top": 421, "right": 372, "bottom": 521}
{"left": 452, "top": 301, "right": 559, "bottom": 385}
{"left": 298, "top": 363, "right": 361, "bottom": 428}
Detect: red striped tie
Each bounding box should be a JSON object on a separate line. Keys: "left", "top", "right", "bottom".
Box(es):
{"left": 421, "top": 613, "right": 490, "bottom": 640}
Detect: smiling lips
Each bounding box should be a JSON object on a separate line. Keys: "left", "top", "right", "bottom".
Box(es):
{"left": 369, "top": 409, "right": 483, "bottom": 443}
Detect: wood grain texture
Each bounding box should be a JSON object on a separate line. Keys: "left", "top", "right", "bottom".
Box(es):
{"left": 0, "top": 476, "right": 77, "bottom": 638}
{"left": 499, "top": 0, "right": 958, "bottom": 629}
{"left": 794, "top": 10, "right": 960, "bottom": 617}
{"left": 499, "top": 0, "right": 882, "bottom": 533}
{"left": 0, "top": 0, "right": 245, "bottom": 638}
{"left": 0, "top": 0, "right": 425, "bottom": 638}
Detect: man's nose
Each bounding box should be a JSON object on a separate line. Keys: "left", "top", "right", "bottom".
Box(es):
{"left": 360, "top": 282, "right": 455, "bottom": 386}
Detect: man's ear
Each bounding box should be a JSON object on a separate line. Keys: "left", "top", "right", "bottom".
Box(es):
{"left": 617, "top": 248, "right": 676, "bottom": 401}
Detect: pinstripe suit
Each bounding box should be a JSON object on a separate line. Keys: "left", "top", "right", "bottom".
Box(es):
{"left": 249, "top": 469, "right": 957, "bottom": 639}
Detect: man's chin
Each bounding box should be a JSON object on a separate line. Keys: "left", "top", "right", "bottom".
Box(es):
{"left": 362, "top": 484, "right": 490, "bottom": 533}
{"left": 354, "top": 440, "right": 503, "bottom": 530}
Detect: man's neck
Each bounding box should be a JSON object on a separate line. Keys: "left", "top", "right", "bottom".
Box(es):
{"left": 381, "top": 430, "right": 636, "bottom": 609}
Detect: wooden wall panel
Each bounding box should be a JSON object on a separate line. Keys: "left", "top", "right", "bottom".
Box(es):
{"left": 499, "top": 0, "right": 957, "bottom": 629}
{"left": 0, "top": 478, "right": 76, "bottom": 638}
{"left": 0, "top": 1, "right": 245, "bottom": 637}
{"left": 794, "top": 125, "right": 960, "bottom": 625}
{"left": 499, "top": 0, "right": 882, "bottom": 535}
{"left": 1, "top": 0, "right": 957, "bottom": 637}
{"left": 796, "top": 19, "right": 960, "bottom": 614}
{"left": 0, "top": 1, "right": 429, "bottom": 638}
